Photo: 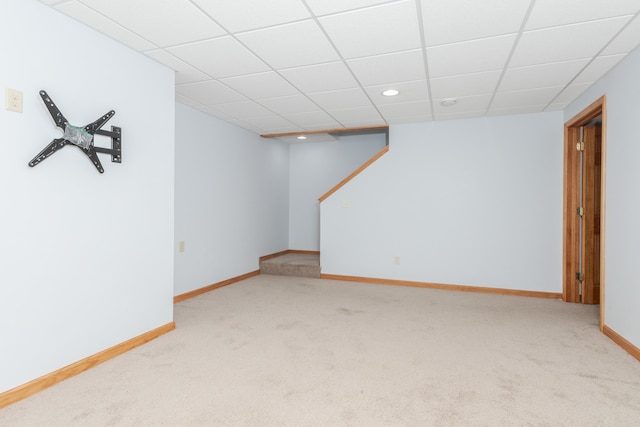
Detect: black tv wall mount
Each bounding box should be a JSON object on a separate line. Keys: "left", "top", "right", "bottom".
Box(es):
{"left": 28, "top": 90, "right": 122, "bottom": 173}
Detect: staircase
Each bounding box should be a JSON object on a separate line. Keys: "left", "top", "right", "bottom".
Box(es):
{"left": 260, "top": 252, "right": 321, "bottom": 278}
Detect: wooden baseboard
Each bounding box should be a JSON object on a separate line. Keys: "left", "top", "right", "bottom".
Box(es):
{"left": 259, "top": 250, "right": 320, "bottom": 263}
{"left": 320, "top": 274, "right": 562, "bottom": 299}
{"left": 288, "top": 250, "right": 320, "bottom": 255}
{"left": 0, "top": 322, "right": 175, "bottom": 409}
{"left": 603, "top": 325, "right": 640, "bottom": 362}
{"left": 173, "top": 270, "right": 260, "bottom": 303}
{"left": 259, "top": 250, "right": 290, "bottom": 262}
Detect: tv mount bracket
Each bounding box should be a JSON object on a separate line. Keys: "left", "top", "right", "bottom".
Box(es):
{"left": 28, "top": 90, "right": 122, "bottom": 173}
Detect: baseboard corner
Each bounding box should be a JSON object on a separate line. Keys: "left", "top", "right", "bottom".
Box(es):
{"left": 0, "top": 321, "right": 175, "bottom": 409}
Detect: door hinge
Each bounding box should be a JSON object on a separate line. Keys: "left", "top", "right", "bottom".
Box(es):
{"left": 576, "top": 206, "right": 584, "bottom": 217}
{"left": 575, "top": 272, "right": 584, "bottom": 282}
{"left": 576, "top": 141, "right": 585, "bottom": 151}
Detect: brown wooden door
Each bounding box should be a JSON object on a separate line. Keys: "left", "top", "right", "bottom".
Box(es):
{"left": 581, "top": 125, "right": 602, "bottom": 304}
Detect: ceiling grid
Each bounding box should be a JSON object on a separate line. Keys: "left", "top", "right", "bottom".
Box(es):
{"left": 41, "top": 0, "right": 640, "bottom": 136}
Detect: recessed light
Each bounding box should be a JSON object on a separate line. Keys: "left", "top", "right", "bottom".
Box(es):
{"left": 440, "top": 98, "right": 457, "bottom": 107}
{"left": 382, "top": 89, "right": 399, "bottom": 97}
{"left": 296, "top": 135, "right": 307, "bottom": 140}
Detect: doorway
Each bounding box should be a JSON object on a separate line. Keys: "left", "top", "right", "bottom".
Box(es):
{"left": 563, "top": 96, "right": 606, "bottom": 329}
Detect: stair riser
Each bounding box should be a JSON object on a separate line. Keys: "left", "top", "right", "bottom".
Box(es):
{"left": 260, "top": 263, "right": 320, "bottom": 278}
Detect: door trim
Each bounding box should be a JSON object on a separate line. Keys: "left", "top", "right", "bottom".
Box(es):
{"left": 562, "top": 95, "right": 606, "bottom": 329}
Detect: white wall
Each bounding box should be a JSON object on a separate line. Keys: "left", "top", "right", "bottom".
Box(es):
{"left": 174, "top": 103, "right": 289, "bottom": 296}
{"left": 321, "top": 113, "right": 564, "bottom": 292}
{"left": 0, "top": 0, "right": 175, "bottom": 393}
{"left": 565, "top": 47, "right": 640, "bottom": 349}
{"left": 289, "top": 133, "right": 387, "bottom": 251}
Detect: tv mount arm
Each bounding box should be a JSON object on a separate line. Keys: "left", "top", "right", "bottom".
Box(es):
{"left": 28, "top": 90, "right": 122, "bottom": 173}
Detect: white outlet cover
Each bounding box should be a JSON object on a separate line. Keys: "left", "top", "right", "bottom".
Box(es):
{"left": 6, "top": 88, "right": 23, "bottom": 113}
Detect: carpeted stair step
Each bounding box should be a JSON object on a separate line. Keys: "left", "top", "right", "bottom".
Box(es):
{"left": 260, "top": 253, "right": 320, "bottom": 278}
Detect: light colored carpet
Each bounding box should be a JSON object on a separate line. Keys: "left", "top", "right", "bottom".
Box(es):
{"left": 2, "top": 275, "right": 640, "bottom": 426}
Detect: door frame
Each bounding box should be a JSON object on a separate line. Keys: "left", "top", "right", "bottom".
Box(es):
{"left": 562, "top": 95, "right": 606, "bottom": 329}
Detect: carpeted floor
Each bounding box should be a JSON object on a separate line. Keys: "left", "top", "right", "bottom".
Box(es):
{"left": 1, "top": 275, "right": 640, "bottom": 426}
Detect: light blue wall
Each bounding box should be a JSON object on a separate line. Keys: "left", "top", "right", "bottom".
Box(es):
{"left": 0, "top": 0, "right": 175, "bottom": 392}
{"left": 174, "top": 103, "right": 290, "bottom": 296}
{"left": 321, "top": 113, "right": 564, "bottom": 293}
{"left": 5, "top": 0, "right": 637, "bottom": 397}
{"left": 289, "top": 133, "right": 387, "bottom": 251}
{"left": 565, "top": 46, "right": 640, "bottom": 349}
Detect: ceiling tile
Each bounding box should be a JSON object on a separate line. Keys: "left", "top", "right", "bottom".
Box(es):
{"left": 510, "top": 17, "right": 633, "bottom": 67}
{"left": 277, "top": 134, "right": 339, "bottom": 144}
{"left": 307, "top": 88, "right": 373, "bottom": 110}
{"left": 144, "top": 49, "right": 210, "bottom": 84}
{"left": 318, "top": 0, "right": 421, "bottom": 59}
{"left": 432, "top": 94, "right": 492, "bottom": 116}
{"left": 573, "top": 54, "right": 626, "bottom": 84}
{"left": 167, "top": 37, "right": 270, "bottom": 79}
{"left": 326, "top": 106, "right": 385, "bottom": 126}
{"left": 486, "top": 105, "right": 546, "bottom": 116}
{"left": 340, "top": 118, "right": 388, "bottom": 128}
{"left": 236, "top": 20, "right": 340, "bottom": 69}
{"left": 257, "top": 95, "right": 321, "bottom": 115}
{"left": 525, "top": 0, "right": 639, "bottom": 30}
{"left": 191, "top": 0, "right": 311, "bottom": 33}
{"left": 300, "top": 123, "right": 346, "bottom": 131}
{"left": 499, "top": 59, "right": 590, "bottom": 93}
{"left": 282, "top": 111, "right": 342, "bottom": 128}
{"left": 243, "top": 115, "right": 303, "bottom": 133}
{"left": 305, "top": 0, "right": 395, "bottom": 16}
{"left": 430, "top": 70, "right": 501, "bottom": 99}
{"left": 347, "top": 49, "right": 426, "bottom": 86}
{"left": 78, "top": 0, "right": 226, "bottom": 47}
{"left": 176, "top": 94, "right": 206, "bottom": 109}
{"left": 602, "top": 15, "right": 640, "bottom": 55}
{"left": 437, "top": 110, "right": 489, "bottom": 121}
{"left": 176, "top": 80, "right": 246, "bottom": 105}
{"left": 364, "top": 80, "right": 429, "bottom": 106}
{"left": 427, "top": 34, "right": 517, "bottom": 77}
{"left": 199, "top": 105, "right": 244, "bottom": 122}
{"left": 197, "top": 108, "right": 265, "bottom": 132}
{"left": 552, "top": 83, "right": 592, "bottom": 104}
{"left": 211, "top": 115, "right": 265, "bottom": 134}
{"left": 491, "top": 86, "right": 564, "bottom": 109}
{"left": 209, "top": 101, "right": 273, "bottom": 119}
{"left": 377, "top": 100, "right": 432, "bottom": 120}
{"left": 55, "top": 1, "right": 156, "bottom": 51}
{"left": 544, "top": 104, "right": 568, "bottom": 112}
{"left": 279, "top": 62, "right": 359, "bottom": 92}
{"left": 420, "top": 0, "right": 531, "bottom": 46}
{"left": 221, "top": 72, "right": 300, "bottom": 99}
{"left": 385, "top": 115, "right": 433, "bottom": 124}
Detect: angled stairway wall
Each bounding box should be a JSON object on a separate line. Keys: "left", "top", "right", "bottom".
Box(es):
{"left": 319, "top": 113, "right": 564, "bottom": 295}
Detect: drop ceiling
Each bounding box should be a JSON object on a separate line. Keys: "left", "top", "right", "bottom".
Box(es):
{"left": 41, "top": 0, "right": 640, "bottom": 135}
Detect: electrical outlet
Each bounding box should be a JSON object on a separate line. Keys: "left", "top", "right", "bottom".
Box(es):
{"left": 6, "top": 88, "right": 23, "bottom": 113}
{"left": 394, "top": 256, "right": 400, "bottom": 265}
{"left": 179, "top": 241, "right": 185, "bottom": 252}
